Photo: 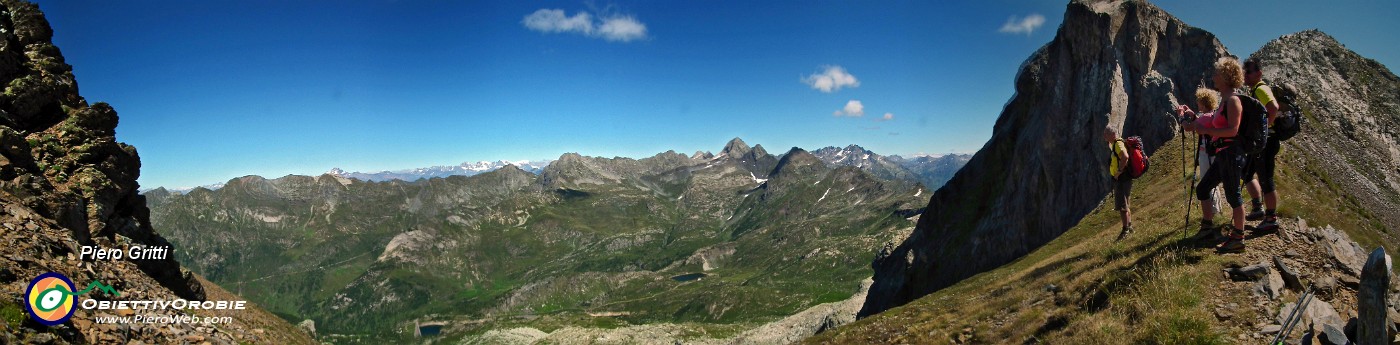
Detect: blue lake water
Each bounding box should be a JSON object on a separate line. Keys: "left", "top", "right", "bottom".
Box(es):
{"left": 671, "top": 273, "right": 706, "bottom": 282}
{"left": 419, "top": 325, "right": 443, "bottom": 336}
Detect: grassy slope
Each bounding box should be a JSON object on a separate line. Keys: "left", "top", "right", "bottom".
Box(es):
{"left": 809, "top": 133, "right": 1389, "bottom": 344}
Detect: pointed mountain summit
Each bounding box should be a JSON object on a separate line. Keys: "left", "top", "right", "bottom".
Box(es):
{"left": 771, "top": 147, "right": 824, "bottom": 178}
{"left": 691, "top": 150, "right": 714, "bottom": 160}
{"left": 720, "top": 137, "right": 752, "bottom": 158}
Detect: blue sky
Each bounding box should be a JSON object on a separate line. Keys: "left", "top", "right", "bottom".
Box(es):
{"left": 29, "top": 1, "right": 1400, "bottom": 189}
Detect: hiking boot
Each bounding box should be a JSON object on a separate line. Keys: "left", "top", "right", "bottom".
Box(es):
{"left": 1246, "top": 200, "right": 1265, "bottom": 221}
{"left": 1116, "top": 225, "right": 1133, "bottom": 242}
{"left": 1191, "top": 220, "right": 1219, "bottom": 242}
{"left": 1216, "top": 226, "right": 1246, "bottom": 253}
{"left": 1256, "top": 214, "right": 1280, "bottom": 233}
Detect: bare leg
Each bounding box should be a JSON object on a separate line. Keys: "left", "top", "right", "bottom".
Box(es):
{"left": 1201, "top": 199, "right": 1215, "bottom": 222}
{"left": 1232, "top": 205, "right": 1245, "bottom": 230}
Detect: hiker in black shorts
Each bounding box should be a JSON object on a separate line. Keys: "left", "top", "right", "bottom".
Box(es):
{"left": 1183, "top": 57, "right": 1248, "bottom": 253}
{"left": 1241, "top": 58, "right": 1282, "bottom": 232}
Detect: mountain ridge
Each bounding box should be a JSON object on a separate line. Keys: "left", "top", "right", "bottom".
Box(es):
{"left": 146, "top": 138, "right": 939, "bottom": 342}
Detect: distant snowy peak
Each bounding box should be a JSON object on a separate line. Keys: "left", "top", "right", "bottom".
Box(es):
{"left": 812, "top": 144, "right": 884, "bottom": 167}
{"left": 144, "top": 182, "right": 226, "bottom": 195}
{"left": 328, "top": 159, "right": 553, "bottom": 182}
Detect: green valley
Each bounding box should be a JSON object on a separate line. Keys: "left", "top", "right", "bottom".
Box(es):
{"left": 146, "top": 139, "right": 949, "bottom": 343}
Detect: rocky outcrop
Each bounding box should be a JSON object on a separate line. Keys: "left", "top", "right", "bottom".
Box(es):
{"left": 727, "top": 278, "right": 873, "bottom": 345}
{"left": 861, "top": 0, "right": 1228, "bottom": 317}
{"left": 1250, "top": 30, "right": 1400, "bottom": 235}
{"left": 462, "top": 279, "right": 874, "bottom": 345}
{"left": 0, "top": 1, "right": 313, "bottom": 343}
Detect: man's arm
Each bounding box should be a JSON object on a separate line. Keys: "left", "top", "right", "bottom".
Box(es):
{"left": 1118, "top": 145, "right": 1129, "bottom": 171}
{"left": 1258, "top": 86, "right": 1280, "bottom": 125}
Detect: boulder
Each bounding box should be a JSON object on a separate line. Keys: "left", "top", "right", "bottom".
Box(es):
{"left": 1360, "top": 247, "right": 1393, "bottom": 344}
{"left": 1320, "top": 322, "right": 1349, "bottom": 345}
{"left": 1229, "top": 262, "right": 1272, "bottom": 282}
{"left": 1258, "top": 269, "right": 1285, "bottom": 300}
{"left": 1320, "top": 227, "right": 1367, "bottom": 277}
{"left": 1275, "top": 256, "right": 1305, "bottom": 291}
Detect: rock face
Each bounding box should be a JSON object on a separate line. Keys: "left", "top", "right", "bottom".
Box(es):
{"left": 860, "top": 0, "right": 1228, "bottom": 317}
{"left": 1250, "top": 30, "right": 1400, "bottom": 234}
{"left": 0, "top": 1, "right": 314, "bottom": 343}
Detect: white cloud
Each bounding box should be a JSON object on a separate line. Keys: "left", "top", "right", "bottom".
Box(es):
{"left": 597, "top": 16, "right": 647, "bottom": 42}
{"left": 833, "top": 100, "right": 864, "bottom": 117}
{"left": 523, "top": 9, "right": 594, "bottom": 34}
{"left": 803, "top": 66, "right": 860, "bottom": 93}
{"left": 522, "top": 9, "right": 648, "bottom": 42}
{"left": 879, "top": 113, "right": 894, "bottom": 121}
{"left": 998, "top": 14, "right": 1046, "bottom": 35}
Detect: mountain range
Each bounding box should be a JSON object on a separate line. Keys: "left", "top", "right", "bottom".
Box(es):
{"left": 153, "top": 148, "right": 967, "bottom": 195}
{"left": 324, "top": 160, "right": 553, "bottom": 183}
{"left": 144, "top": 138, "right": 960, "bottom": 343}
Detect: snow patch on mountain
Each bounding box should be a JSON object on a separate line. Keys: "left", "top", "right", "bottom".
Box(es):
{"left": 328, "top": 159, "right": 553, "bottom": 182}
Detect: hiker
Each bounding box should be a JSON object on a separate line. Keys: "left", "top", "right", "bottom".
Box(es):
{"left": 1241, "top": 58, "right": 1282, "bottom": 232}
{"left": 1178, "top": 87, "right": 1225, "bottom": 215}
{"left": 1105, "top": 124, "right": 1133, "bottom": 240}
{"left": 1182, "top": 57, "right": 1248, "bottom": 253}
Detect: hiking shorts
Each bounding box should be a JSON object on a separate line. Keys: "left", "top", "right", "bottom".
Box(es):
{"left": 1197, "top": 150, "right": 1244, "bottom": 208}
{"left": 1243, "top": 137, "right": 1281, "bottom": 194}
{"left": 1114, "top": 176, "right": 1133, "bottom": 212}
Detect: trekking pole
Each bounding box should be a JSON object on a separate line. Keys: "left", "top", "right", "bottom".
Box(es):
{"left": 1271, "top": 288, "right": 1314, "bottom": 345}
{"left": 1180, "top": 116, "right": 1191, "bottom": 237}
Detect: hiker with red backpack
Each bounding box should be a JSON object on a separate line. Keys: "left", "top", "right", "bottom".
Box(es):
{"left": 1105, "top": 123, "right": 1146, "bottom": 241}
{"left": 1241, "top": 58, "right": 1283, "bottom": 232}
{"left": 1182, "top": 57, "right": 1259, "bottom": 253}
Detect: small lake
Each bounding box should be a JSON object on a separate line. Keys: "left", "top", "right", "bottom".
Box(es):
{"left": 670, "top": 273, "right": 707, "bottom": 282}
{"left": 418, "top": 325, "right": 443, "bottom": 336}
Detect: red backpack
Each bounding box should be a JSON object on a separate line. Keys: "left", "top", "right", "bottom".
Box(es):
{"left": 1123, "top": 136, "right": 1149, "bottom": 179}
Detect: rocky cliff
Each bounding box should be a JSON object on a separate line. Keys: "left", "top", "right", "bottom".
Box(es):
{"left": 860, "top": 0, "right": 1228, "bottom": 317}
{"left": 0, "top": 1, "right": 313, "bottom": 343}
